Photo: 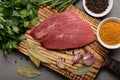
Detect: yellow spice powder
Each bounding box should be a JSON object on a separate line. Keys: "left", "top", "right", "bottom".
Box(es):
{"left": 99, "top": 21, "right": 120, "bottom": 45}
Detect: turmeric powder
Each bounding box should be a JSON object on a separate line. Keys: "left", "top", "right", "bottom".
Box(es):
{"left": 99, "top": 20, "right": 120, "bottom": 45}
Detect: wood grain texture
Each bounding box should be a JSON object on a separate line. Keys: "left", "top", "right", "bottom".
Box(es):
{"left": 18, "top": 6, "right": 109, "bottom": 80}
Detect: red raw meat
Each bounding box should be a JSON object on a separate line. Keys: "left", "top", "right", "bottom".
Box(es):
{"left": 30, "top": 12, "right": 95, "bottom": 49}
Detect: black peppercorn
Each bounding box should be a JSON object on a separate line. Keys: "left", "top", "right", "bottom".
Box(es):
{"left": 86, "top": 0, "right": 109, "bottom": 14}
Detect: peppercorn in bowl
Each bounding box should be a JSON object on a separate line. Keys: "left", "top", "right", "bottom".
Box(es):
{"left": 83, "top": 0, "right": 113, "bottom": 17}
{"left": 97, "top": 17, "right": 120, "bottom": 49}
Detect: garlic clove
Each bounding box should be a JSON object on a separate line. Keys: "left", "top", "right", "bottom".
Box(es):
{"left": 73, "top": 53, "right": 83, "bottom": 64}
{"left": 83, "top": 52, "right": 95, "bottom": 66}
{"left": 56, "top": 58, "right": 65, "bottom": 69}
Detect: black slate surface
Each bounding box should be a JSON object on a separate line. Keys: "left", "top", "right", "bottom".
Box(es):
{"left": 0, "top": 0, "right": 120, "bottom": 80}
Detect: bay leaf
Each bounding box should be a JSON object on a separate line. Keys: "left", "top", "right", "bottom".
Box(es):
{"left": 26, "top": 39, "right": 41, "bottom": 67}
{"left": 73, "top": 65, "right": 93, "bottom": 75}
{"left": 29, "top": 53, "right": 40, "bottom": 67}
{"left": 17, "top": 65, "right": 41, "bottom": 78}
{"left": 26, "top": 39, "right": 49, "bottom": 63}
{"left": 28, "top": 49, "right": 49, "bottom": 63}
{"left": 26, "top": 39, "right": 39, "bottom": 50}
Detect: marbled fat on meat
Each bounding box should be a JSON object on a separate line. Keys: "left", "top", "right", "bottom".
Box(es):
{"left": 30, "top": 12, "right": 95, "bottom": 49}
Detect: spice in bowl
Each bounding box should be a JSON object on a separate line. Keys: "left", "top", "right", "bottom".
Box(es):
{"left": 86, "top": 0, "right": 109, "bottom": 14}
{"left": 99, "top": 20, "right": 120, "bottom": 45}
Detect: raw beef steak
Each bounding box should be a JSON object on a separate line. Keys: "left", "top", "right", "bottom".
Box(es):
{"left": 30, "top": 12, "right": 95, "bottom": 49}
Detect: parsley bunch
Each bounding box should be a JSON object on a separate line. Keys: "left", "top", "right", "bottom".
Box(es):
{"left": 0, "top": 0, "right": 40, "bottom": 55}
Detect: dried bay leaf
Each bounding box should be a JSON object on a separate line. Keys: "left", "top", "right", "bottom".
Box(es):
{"left": 17, "top": 65, "right": 41, "bottom": 78}
{"left": 29, "top": 53, "right": 40, "bottom": 67}
{"left": 26, "top": 39, "right": 49, "bottom": 64}
{"left": 26, "top": 39, "right": 40, "bottom": 67}
{"left": 73, "top": 65, "right": 93, "bottom": 75}
{"left": 26, "top": 39, "right": 39, "bottom": 50}
{"left": 28, "top": 49, "right": 49, "bottom": 63}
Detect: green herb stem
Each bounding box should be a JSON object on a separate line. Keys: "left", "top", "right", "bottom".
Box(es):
{"left": 40, "top": 0, "right": 78, "bottom": 11}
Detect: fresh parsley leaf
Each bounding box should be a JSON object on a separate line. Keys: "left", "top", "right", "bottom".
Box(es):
{"left": 31, "top": 16, "right": 40, "bottom": 25}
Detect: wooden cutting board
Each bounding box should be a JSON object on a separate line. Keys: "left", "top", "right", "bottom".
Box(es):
{"left": 18, "top": 6, "right": 109, "bottom": 80}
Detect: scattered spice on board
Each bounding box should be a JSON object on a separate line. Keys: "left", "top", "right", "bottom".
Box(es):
{"left": 86, "top": 0, "right": 109, "bottom": 13}
{"left": 99, "top": 21, "right": 120, "bottom": 45}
